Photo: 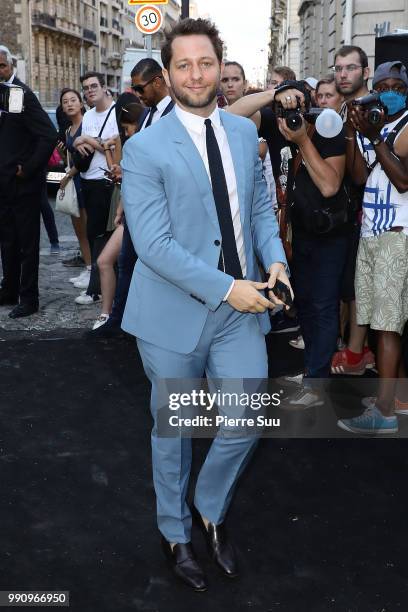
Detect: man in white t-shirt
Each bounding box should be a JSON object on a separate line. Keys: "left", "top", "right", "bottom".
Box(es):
{"left": 73, "top": 71, "right": 119, "bottom": 304}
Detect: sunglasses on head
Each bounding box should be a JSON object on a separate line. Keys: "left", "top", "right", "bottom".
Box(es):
{"left": 132, "top": 73, "right": 163, "bottom": 94}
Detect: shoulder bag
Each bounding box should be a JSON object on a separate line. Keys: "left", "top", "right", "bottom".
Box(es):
{"left": 55, "top": 146, "right": 80, "bottom": 218}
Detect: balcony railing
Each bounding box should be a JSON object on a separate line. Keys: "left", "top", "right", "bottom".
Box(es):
{"left": 83, "top": 28, "right": 97, "bottom": 42}
{"left": 32, "top": 11, "right": 57, "bottom": 28}
{"left": 100, "top": 16, "right": 108, "bottom": 28}
{"left": 112, "top": 18, "right": 121, "bottom": 30}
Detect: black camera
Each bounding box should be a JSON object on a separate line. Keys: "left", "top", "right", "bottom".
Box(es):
{"left": 276, "top": 102, "right": 327, "bottom": 131}
{"left": 0, "top": 82, "right": 24, "bottom": 113}
{"left": 274, "top": 81, "right": 327, "bottom": 131}
{"left": 351, "top": 92, "right": 387, "bottom": 125}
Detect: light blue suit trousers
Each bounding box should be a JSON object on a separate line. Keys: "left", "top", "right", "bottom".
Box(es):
{"left": 137, "top": 301, "right": 268, "bottom": 543}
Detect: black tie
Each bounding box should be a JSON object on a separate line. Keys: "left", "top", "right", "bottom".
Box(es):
{"left": 205, "top": 118, "right": 243, "bottom": 279}
{"left": 144, "top": 105, "right": 157, "bottom": 128}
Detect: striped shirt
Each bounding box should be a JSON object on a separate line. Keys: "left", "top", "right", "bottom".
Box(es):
{"left": 358, "top": 110, "right": 408, "bottom": 237}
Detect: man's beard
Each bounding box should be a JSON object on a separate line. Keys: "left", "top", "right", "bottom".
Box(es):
{"left": 169, "top": 80, "right": 218, "bottom": 109}
{"left": 338, "top": 74, "right": 365, "bottom": 96}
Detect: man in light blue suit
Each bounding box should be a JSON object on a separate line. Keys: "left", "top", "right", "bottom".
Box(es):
{"left": 121, "top": 18, "right": 292, "bottom": 591}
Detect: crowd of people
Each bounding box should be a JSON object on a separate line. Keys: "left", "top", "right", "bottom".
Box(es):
{"left": 0, "top": 29, "right": 407, "bottom": 433}
{"left": 1, "top": 16, "right": 408, "bottom": 591}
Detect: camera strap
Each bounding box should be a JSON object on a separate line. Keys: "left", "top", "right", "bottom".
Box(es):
{"left": 367, "top": 113, "right": 408, "bottom": 172}
{"left": 290, "top": 124, "right": 316, "bottom": 185}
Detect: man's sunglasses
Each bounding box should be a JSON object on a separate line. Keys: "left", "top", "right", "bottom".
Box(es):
{"left": 132, "top": 74, "right": 163, "bottom": 94}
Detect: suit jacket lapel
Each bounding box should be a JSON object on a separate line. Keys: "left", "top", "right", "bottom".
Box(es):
{"left": 166, "top": 112, "right": 220, "bottom": 231}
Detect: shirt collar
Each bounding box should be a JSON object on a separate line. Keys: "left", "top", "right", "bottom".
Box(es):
{"left": 5, "top": 73, "right": 15, "bottom": 84}
{"left": 156, "top": 94, "right": 172, "bottom": 114}
{"left": 175, "top": 103, "right": 221, "bottom": 135}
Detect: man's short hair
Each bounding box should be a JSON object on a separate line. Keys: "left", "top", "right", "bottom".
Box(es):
{"left": 80, "top": 71, "right": 105, "bottom": 87}
{"left": 161, "top": 18, "right": 224, "bottom": 70}
{"left": 224, "top": 61, "right": 246, "bottom": 82}
{"left": 272, "top": 66, "right": 296, "bottom": 81}
{"left": 0, "top": 45, "right": 13, "bottom": 64}
{"left": 130, "top": 58, "right": 162, "bottom": 80}
{"left": 334, "top": 45, "right": 368, "bottom": 69}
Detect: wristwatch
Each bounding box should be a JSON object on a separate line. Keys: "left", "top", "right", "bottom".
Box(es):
{"left": 370, "top": 136, "right": 383, "bottom": 147}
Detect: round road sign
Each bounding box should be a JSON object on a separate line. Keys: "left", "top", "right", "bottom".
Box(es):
{"left": 135, "top": 5, "right": 163, "bottom": 35}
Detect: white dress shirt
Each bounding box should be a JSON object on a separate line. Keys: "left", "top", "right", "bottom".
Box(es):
{"left": 174, "top": 104, "right": 247, "bottom": 290}
{"left": 141, "top": 94, "right": 173, "bottom": 130}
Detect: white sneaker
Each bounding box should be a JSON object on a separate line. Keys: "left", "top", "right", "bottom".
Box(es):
{"left": 92, "top": 314, "right": 110, "bottom": 330}
{"left": 276, "top": 372, "right": 304, "bottom": 387}
{"left": 289, "top": 335, "right": 305, "bottom": 350}
{"left": 73, "top": 270, "right": 91, "bottom": 289}
{"left": 287, "top": 386, "right": 324, "bottom": 409}
{"left": 75, "top": 291, "right": 101, "bottom": 305}
{"left": 285, "top": 373, "right": 304, "bottom": 385}
{"left": 69, "top": 269, "right": 90, "bottom": 284}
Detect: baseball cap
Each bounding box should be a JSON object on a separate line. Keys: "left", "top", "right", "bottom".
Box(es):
{"left": 304, "top": 77, "right": 318, "bottom": 89}
{"left": 372, "top": 61, "right": 408, "bottom": 88}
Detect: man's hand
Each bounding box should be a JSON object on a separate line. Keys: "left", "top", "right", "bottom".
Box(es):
{"left": 76, "top": 142, "right": 94, "bottom": 157}
{"left": 267, "top": 263, "right": 294, "bottom": 308}
{"left": 227, "top": 280, "right": 275, "bottom": 313}
{"left": 274, "top": 88, "right": 306, "bottom": 111}
{"left": 277, "top": 117, "right": 308, "bottom": 146}
{"left": 16, "top": 164, "right": 24, "bottom": 178}
{"left": 349, "top": 105, "right": 385, "bottom": 141}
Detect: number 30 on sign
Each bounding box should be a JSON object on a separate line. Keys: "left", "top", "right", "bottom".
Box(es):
{"left": 135, "top": 5, "right": 163, "bottom": 34}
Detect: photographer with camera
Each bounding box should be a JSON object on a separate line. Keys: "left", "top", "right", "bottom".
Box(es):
{"left": 274, "top": 80, "right": 349, "bottom": 407}
{"left": 337, "top": 61, "right": 408, "bottom": 435}
{"left": 0, "top": 44, "right": 57, "bottom": 318}
{"left": 330, "top": 45, "right": 376, "bottom": 376}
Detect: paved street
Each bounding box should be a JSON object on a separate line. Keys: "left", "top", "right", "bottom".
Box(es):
{"left": 0, "top": 196, "right": 101, "bottom": 337}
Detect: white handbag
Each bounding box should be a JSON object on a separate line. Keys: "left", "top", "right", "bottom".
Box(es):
{"left": 55, "top": 150, "right": 80, "bottom": 218}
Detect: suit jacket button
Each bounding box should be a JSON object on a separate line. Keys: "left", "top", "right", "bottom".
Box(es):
{"left": 214, "top": 240, "right": 220, "bottom": 246}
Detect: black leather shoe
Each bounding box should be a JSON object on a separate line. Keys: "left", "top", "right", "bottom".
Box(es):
{"left": 161, "top": 537, "right": 207, "bottom": 591}
{"left": 83, "top": 321, "right": 126, "bottom": 340}
{"left": 0, "top": 291, "right": 18, "bottom": 306}
{"left": 8, "top": 302, "right": 39, "bottom": 318}
{"left": 193, "top": 508, "right": 238, "bottom": 578}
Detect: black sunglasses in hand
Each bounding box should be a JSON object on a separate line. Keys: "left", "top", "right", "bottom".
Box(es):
{"left": 132, "top": 73, "right": 163, "bottom": 95}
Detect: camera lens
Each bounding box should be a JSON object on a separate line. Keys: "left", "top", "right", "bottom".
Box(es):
{"left": 285, "top": 111, "right": 303, "bottom": 131}
{"left": 368, "top": 108, "right": 383, "bottom": 125}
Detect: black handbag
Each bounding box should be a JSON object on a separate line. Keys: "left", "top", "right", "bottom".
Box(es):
{"left": 73, "top": 104, "right": 115, "bottom": 172}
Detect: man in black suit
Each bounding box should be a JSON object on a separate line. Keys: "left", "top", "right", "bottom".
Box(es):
{"left": 0, "top": 45, "right": 57, "bottom": 318}
{"left": 131, "top": 58, "right": 174, "bottom": 127}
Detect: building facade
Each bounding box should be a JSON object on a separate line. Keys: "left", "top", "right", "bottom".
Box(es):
{"left": 298, "top": 0, "right": 408, "bottom": 79}
{"left": 1, "top": 0, "right": 181, "bottom": 106}
{"left": 268, "top": 0, "right": 300, "bottom": 82}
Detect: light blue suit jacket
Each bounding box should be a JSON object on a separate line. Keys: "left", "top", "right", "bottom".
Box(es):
{"left": 121, "top": 109, "right": 287, "bottom": 354}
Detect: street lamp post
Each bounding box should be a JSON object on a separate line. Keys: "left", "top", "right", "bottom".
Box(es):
{"left": 181, "top": 0, "right": 189, "bottom": 19}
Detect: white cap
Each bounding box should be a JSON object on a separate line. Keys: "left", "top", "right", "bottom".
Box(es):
{"left": 305, "top": 77, "right": 318, "bottom": 89}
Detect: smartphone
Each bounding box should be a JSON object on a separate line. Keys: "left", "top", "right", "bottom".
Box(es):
{"left": 269, "top": 279, "right": 297, "bottom": 318}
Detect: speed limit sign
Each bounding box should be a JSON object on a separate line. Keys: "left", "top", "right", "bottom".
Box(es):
{"left": 135, "top": 5, "right": 163, "bottom": 34}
